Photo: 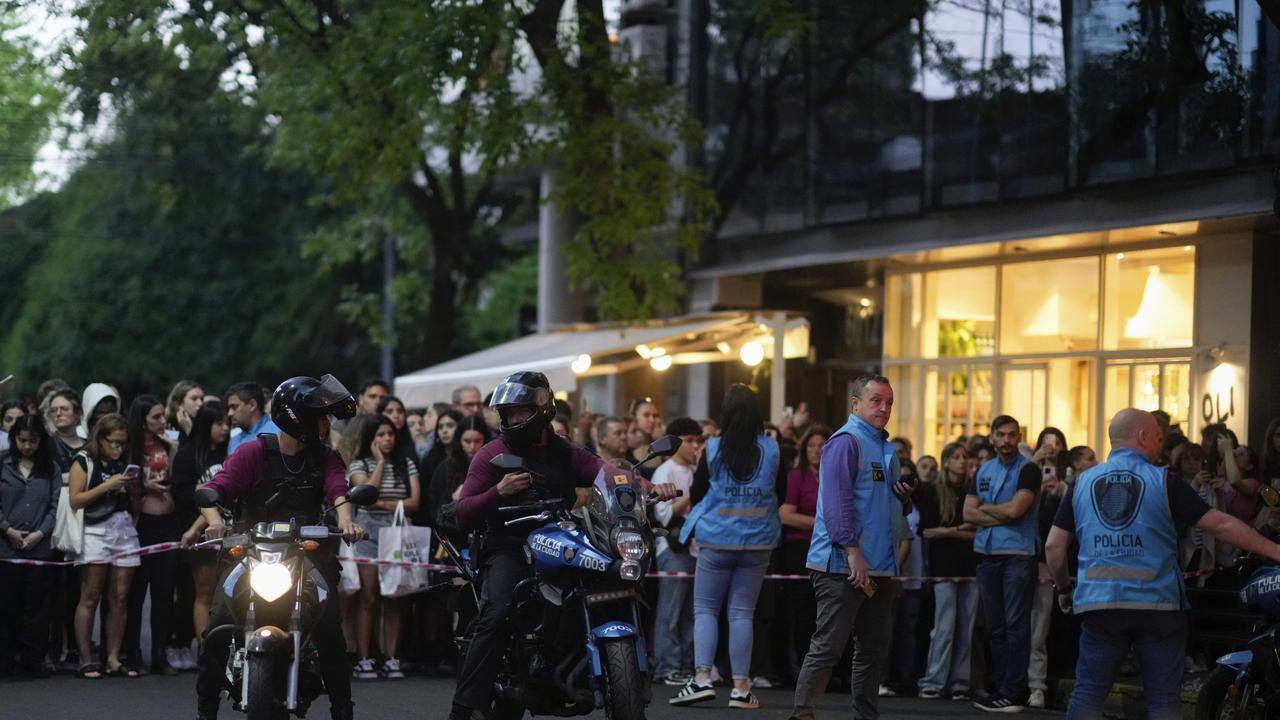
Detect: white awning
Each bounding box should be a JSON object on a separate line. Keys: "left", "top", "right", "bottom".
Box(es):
{"left": 394, "top": 312, "right": 807, "bottom": 407}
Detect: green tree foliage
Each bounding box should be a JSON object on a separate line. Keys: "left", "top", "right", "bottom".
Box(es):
{"left": 0, "top": 51, "right": 376, "bottom": 397}
{"left": 63, "top": 0, "right": 714, "bottom": 369}
{"left": 0, "top": 19, "right": 57, "bottom": 206}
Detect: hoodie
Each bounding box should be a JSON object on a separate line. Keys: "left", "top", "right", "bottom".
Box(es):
{"left": 79, "top": 382, "right": 122, "bottom": 439}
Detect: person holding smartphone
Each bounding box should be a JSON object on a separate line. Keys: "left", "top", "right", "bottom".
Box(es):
{"left": 1026, "top": 427, "right": 1069, "bottom": 709}
{"left": 68, "top": 413, "right": 141, "bottom": 679}
{"left": 124, "top": 394, "right": 180, "bottom": 676}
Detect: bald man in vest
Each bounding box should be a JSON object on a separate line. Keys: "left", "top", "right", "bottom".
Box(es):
{"left": 1046, "top": 409, "right": 1280, "bottom": 719}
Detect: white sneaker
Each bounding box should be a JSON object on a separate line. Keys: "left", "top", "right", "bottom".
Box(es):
{"left": 1028, "top": 689, "right": 1045, "bottom": 708}
{"left": 353, "top": 657, "right": 378, "bottom": 680}
{"left": 728, "top": 689, "right": 760, "bottom": 709}
{"left": 750, "top": 676, "right": 773, "bottom": 689}
{"left": 878, "top": 685, "right": 896, "bottom": 697}
{"left": 166, "top": 647, "right": 183, "bottom": 670}
{"left": 181, "top": 647, "right": 198, "bottom": 670}
{"left": 382, "top": 657, "right": 404, "bottom": 679}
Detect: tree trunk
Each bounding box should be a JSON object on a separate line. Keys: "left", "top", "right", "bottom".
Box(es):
{"left": 421, "top": 226, "right": 461, "bottom": 365}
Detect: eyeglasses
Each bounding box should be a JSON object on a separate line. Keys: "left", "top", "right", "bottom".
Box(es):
{"left": 103, "top": 439, "right": 127, "bottom": 449}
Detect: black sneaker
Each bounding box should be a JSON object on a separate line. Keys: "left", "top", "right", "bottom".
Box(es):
{"left": 973, "top": 696, "right": 1024, "bottom": 713}
{"left": 728, "top": 689, "right": 760, "bottom": 709}
{"left": 670, "top": 678, "right": 716, "bottom": 705}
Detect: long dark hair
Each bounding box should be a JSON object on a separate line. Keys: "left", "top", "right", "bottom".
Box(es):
{"left": 6, "top": 414, "right": 55, "bottom": 479}
{"left": 377, "top": 395, "right": 418, "bottom": 472}
{"left": 715, "top": 384, "right": 765, "bottom": 481}
{"left": 445, "top": 415, "right": 493, "bottom": 492}
{"left": 127, "top": 394, "right": 165, "bottom": 465}
{"left": 422, "top": 409, "right": 464, "bottom": 473}
{"left": 357, "top": 415, "right": 410, "bottom": 488}
{"left": 188, "top": 400, "right": 228, "bottom": 472}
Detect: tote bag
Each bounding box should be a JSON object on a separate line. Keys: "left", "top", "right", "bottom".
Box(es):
{"left": 53, "top": 453, "right": 91, "bottom": 555}
{"left": 378, "top": 501, "right": 432, "bottom": 598}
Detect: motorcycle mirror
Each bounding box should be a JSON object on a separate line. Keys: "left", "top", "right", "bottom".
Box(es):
{"left": 647, "top": 435, "right": 682, "bottom": 458}
{"left": 194, "top": 487, "right": 222, "bottom": 509}
{"left": 347, "top": 484, "right": 380, "bottom": 507}
{"left": 490, "top": 454, "right": 527, "bottom": 472}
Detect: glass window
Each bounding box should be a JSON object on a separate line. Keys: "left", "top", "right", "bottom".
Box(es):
{"left": 885, "top": 267, "right": 996, "bottom": 360}
{"left": 1002, "top": 358, "right": 1094, "bottom": 450}
{"left": 1102, "top": 246, "right": 1195, "bottom": 350}
{"left": 1102, "top": 359, "right": 1191, "bottom": 454}
{"left": 1000, "top": 257, "right": 1099, "bottom": 354}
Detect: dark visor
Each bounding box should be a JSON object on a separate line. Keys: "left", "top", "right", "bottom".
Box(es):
{"left": 490, "top": 381, "right": 549, "bottom": 408}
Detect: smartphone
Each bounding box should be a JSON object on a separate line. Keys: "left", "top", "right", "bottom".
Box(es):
{"left": 1043, "top": 465, "right": 1057, "bottom": 479}
{"left": 123, "top": 464, "right": 141, "bottom": 479}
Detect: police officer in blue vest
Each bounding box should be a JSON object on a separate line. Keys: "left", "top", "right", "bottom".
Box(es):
{"left": 788, "top": 374, "right": 914, "bottom": 720}
{"left": 964, "top": 414, "right": 1042, "bottom": 712}
{"left": 1046, "top": 409, "right": 1280, "bottom": 719}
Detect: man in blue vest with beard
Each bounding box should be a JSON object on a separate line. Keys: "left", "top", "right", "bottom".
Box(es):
{"left": 789, "top": 373, "right": 914, "bottom": 720}
{"left": 965, "top": 414, "right": 1041, "bottom": 713}
{"left": 1046, "top": 409, "right": 1280, "bottom": 719}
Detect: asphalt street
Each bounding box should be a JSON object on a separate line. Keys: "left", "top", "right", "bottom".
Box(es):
{"left": 0, "top": 673, "right": 1064, "bottom": 719}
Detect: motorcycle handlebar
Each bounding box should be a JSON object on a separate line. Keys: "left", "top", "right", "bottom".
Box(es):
{"left": 497, "top": 500, "right": 561, "bottom": 515}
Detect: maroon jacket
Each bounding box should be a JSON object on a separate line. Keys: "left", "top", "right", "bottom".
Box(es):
{"left": 455, "top": 433, "right": 604, "bottom": 532}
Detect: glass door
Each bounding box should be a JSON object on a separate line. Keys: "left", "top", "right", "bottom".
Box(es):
{"left": 931, "top": 364, "right": 995, "bottom": 454}
{"left": 1102, "top": 358, "right": 1192, "bottom": 454}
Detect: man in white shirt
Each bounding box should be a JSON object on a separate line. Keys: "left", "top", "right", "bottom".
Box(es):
{"left": 651, "top": 417, "right": 705, "bottom": 685}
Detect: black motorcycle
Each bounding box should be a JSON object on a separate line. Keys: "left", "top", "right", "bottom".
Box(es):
{"left": 443, "top": 436, "right": 681, "bottom": 720}
{"left": 195, "top": 483, "right": 379, "bottom": 720}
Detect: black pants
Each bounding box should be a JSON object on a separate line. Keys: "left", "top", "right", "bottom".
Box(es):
{"left": 452, "top": 548, "right": 528, "bottom": 712}
{"left": 125, "top": 512, "right": 181, "bottom": 667}
{"left": 0, "top": 562, "right": 54, "bottom": 668}
{"left": 196, "top": 558, "right": 353, "bottom": 717}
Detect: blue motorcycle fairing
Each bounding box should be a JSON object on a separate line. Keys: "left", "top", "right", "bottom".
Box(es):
{"left": 528, "top": 525, "right": 613, "bottom": 575}
{"left": 1216, "top": 650, "right": 1253, "bottom": 671}
{"left": 591, "top": 621, "right": 638, "bottom": 640}
{"left": 223, "top": 563, "right": 247, "bottom": 597}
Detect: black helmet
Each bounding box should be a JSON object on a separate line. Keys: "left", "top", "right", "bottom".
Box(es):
{"left": 271, "top": 374, "right": 357, "bottom": 445}
{"left": 490, "top": 371, "right": 555, "bottom": 448}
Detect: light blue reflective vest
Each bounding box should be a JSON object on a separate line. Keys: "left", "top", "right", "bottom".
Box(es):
{"left": 806, "top": 415, "right": 899, "bottom": 575}
{"left": 1071, "top": 447, "right": 1186, "bottom": 613}
{"left": 973, "top": 454, "right": 1039, "bottom": 556}
{"left": 680, "top": 435, "right": 780, "bottom": 551}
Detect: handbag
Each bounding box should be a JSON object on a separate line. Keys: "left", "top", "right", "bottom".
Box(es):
{"left": 378, "top": 501, "right": 433, "bottom": 598}
{"left": 53, "top": 453, "right": 91, "bottom": 555}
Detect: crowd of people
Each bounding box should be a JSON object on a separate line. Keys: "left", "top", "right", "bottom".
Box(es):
{"left": 3, "top": 372, "right": 1280, "bottom": 717}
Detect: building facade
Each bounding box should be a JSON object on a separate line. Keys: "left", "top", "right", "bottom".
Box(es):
{"left": 653, "top": 0, "right": 1280, "bottom": 449}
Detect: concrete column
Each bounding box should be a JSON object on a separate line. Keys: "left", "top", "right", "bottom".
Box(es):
{"left": 770, "top": 312, "right": 787, "bottom": 423}
{"left": 538, "top": 168, "right": 576, "bottom": 332}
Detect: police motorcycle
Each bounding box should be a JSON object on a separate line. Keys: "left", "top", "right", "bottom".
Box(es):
{"left": 450, "top": 435, "right": 684, "bottom": 720}
{"left": 194, "top": 483, "right": 379, "bottom": 720}
{"left": 1196, "top": 535, "right": 1280, "bottom": 720}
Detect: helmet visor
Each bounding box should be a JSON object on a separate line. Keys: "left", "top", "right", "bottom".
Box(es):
{"left": 310, "top": 374, "right": 357, "bottom": 419}
{"left": 490, "top": 381, "right": 550, "bottom": 409}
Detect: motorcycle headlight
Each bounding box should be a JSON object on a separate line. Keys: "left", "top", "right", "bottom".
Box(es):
{"left": 249, "top": 560, "right": 294, "bottom": 602}
{"left": 614, "top": 530, "right": 648, "bottom": 562}
{"left": 619, "top": 560, "right": 643, "bottom": 581}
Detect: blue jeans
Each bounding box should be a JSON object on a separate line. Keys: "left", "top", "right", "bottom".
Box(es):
{"left": 975, "top": 554, "right": 1036, "bottom": 701}
{"left": 692, "top": 548, "right": 771, "bottom": 679}
{"left": 918, "top": 580, "right": 979, "bottom": 695}
{"left": 1067, "top": 610, "right": 1186, "bottom": 720}
{"left": 653, "top": 550, "right": 695, "bottom": 676}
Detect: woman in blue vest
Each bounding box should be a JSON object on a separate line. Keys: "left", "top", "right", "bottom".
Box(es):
{"left": 670, "top": 384, "right": 780, "bottom": 710}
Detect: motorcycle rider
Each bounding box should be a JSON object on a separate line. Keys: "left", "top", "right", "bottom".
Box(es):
{"left": 194, "top": 375, "right": 365, "bottom": 720}
{"left": 446, "top": 371, "right": 675, "bottom": 720}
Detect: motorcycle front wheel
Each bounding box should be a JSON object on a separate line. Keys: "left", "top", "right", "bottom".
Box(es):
{"left": 1196, "top": 665, "right": 1244, "bottom": 720}
{"left": 246, "top": 653, "right": 288, "bottom": 720}
{"left": 602, "top": 638, "right": 645, "bottom": 720}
